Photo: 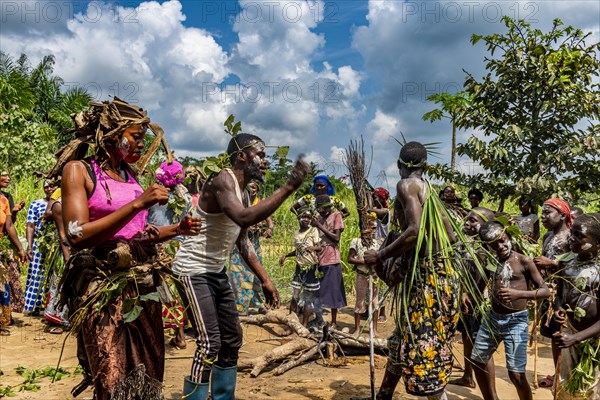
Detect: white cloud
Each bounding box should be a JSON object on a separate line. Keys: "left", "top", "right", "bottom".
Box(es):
{"left": 353, "top": 0, "right": 600, "bottom": 169}
{"left": 368, "top": 109, "right": 399, "bottom": 144}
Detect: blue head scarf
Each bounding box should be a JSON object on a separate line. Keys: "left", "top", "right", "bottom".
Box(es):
{"left": 311, "top": 175, "right": 335, "bottom": 196}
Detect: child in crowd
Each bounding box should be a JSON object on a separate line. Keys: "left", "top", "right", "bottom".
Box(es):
{"left": 471, "top": 221, "right": 550, "bottom": 400}
{"left": 348, "top": 218, "right": 384, "bottom": 337}
{"left": 553, "top": 213, "right": 600, "bottom": 399}
{"left": 534, "top": 198, "right": 573, "bottom": 388}
{"left": 280, "top": 209, "right": 323, "bottom": 328}
{"left": 450, "top": 207, "right": 497, "bottom": 394}
{"left": 514, "top": 196, "right": 540, "bottom": 242}
{"left": 312, "top": 194, "right": 346, "bottom": 328}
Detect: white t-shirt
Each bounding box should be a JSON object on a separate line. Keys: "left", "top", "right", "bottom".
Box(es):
{"left": 173, "top": 169, "right": 243, "bottom": 275}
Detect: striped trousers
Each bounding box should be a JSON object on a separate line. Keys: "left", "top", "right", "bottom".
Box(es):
{"left": 176, "top": 270, "right": 243, "bottom": 383}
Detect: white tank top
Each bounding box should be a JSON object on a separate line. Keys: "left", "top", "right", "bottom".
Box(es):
{"left": 172, "top": 169, "right": 243, "bottom": 275}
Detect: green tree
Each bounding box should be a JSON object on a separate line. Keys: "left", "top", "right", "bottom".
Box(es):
{"left": 456, "top": 17, "right": 600, "bottom": 205}
{"left": 422, "top": 91, "right": 470, "bottom": 176}
{"left": 0, "top": 52, "right": 92, "bottom": 178}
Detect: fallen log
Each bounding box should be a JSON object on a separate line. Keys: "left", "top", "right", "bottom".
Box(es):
{"left": 330, "top": 328, "right": 388, "bottom": 350}
{"left": 272, "top": 343, "right": 324, "bottom": 376}
{"left": 237, "top": 311, "right": 389, "bottom": 377}
{"left": 238, "top": 337, "right": 317, "bottom": 377}
{"left": 240, "top": 311, "right": 311, "bottom": 337}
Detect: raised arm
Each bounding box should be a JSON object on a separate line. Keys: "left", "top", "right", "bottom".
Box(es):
{"left": 216, "top": 159, "right": 310, "bottom": 228}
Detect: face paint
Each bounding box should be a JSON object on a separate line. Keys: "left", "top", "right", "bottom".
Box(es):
{"left": 68, "top": 220, "right": 83, "bottom": 238}
{"left": 116, "top": 136, "right": 130, "bottom": 158}
{"left": 247, "top": 142, "right": 266, "bottom": 183}
{"left": 581, "top": 243, "right": 593, "bottom": 251}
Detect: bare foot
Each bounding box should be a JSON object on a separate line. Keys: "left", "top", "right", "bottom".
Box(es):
{"left": 169, "top": 337, "right": 187, "bottom": 349}
{"left": 449, "top": 377, "right": 476, "bottom": 388}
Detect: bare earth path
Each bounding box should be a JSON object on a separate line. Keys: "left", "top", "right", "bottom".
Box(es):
{"left": 0, "top": 308, "right": 554, "bottom": 400}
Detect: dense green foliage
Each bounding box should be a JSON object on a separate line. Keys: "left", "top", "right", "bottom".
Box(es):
{"left": 456, "top": 17, "right": 600, "bottom": 205}
{"left": 0, "top": 52, "right": 92, "bottom": 179}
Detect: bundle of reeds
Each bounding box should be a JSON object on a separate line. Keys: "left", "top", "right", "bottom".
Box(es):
{"left": 343, "top": 137, "right": 372, "bottom": 232}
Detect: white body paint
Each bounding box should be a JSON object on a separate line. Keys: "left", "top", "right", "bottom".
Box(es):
{"left": 68, "top": 220, "right": 84, "bottom": 238}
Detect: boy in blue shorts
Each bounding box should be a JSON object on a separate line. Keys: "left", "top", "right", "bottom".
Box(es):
{"left": 472, "top": 221, "right": 550, "bottom": 400}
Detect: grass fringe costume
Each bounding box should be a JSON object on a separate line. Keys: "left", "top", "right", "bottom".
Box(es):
{"left": 49, "top": 98, "right": 175, "bottom": 400}
{"left": 376, "top": 181, "right": 488, "bottom": 397}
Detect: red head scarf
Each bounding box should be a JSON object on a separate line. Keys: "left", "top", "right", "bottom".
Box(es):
{"left": 543, "top": 198, "right": 573, "bottom": 229}
{"left": 374, "top": 187, "right": 390, "bottom": 208}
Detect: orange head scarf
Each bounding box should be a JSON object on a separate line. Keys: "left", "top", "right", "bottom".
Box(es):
{"left": 543, "top": 198, "right": 573, "bottom": 229}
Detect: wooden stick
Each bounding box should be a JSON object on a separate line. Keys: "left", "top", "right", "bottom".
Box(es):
{"left": 553, "top": 310, "right": 566, "bottom": 400}
{"left": 532, "top": 301, "right": 539, "bottom": 389}
{"left": 368, "top": 274, "right": 376, "bottom": 400}
{"left": 273, "top": 344, "right": 322, "bottom": 376}
{"left": 238, "top": 337, "right": 316, "bottom": 377}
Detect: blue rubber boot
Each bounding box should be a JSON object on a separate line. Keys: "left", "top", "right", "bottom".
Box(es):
{"left": 183, "top": 375, "right": 209, "bottom": 400}
{"left": 210, "top": 365, "right": 237, "bottom": 400}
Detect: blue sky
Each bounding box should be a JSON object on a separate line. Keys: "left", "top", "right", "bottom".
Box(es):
{"left": 1, "top": 1, "right": 599, "bottom": 190}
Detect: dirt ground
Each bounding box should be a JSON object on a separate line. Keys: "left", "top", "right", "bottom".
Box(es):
{"left": 0, "top": 307, "right": 555, "bottom": 400}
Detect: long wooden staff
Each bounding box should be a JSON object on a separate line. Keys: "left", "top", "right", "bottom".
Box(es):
{"left": 368, "top": 274, "right": 376, "bottom": 400}
{"left": 532, "top": 302, "right": 539, "bottom": 389}
{"left": 553, "top": 309, "right": 567, "bottom": 400}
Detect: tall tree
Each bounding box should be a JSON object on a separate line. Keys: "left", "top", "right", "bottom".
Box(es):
{"left": 457, "top": 17, "right": 600, "bottom": 205}
{"left": 422, "top": 91, "right": 470, "bottom": 177}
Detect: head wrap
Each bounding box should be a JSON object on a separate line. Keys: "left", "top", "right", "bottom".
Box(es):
{"left": 311, "top": 175, "right": 335, "bottom": 196}
{"left": 373, "top": 187, "right": 390, "bottom": 208}
{"left": 155, "top": 160, "right": 185, "bottom": 187}
{"left": 46, "top": 97, "right": 173, "bottom": 179}
{"left": 543, "top": 198, "right": 573, "bottom": 229}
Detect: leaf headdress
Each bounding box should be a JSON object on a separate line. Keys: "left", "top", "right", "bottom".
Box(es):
{"left": 46, "top": 97, "right": 173, "bottom": 179}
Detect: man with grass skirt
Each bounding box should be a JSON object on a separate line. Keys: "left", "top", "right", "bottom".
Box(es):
{"left": 364, "top": 141, "right": 460, "bottom": 400}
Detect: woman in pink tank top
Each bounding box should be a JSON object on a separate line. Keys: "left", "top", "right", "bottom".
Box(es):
{"left": 49, "top": 98, "right": 200, "bottom": 400}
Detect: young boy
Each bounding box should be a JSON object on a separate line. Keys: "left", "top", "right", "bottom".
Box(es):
{"left": 472, "top": 221, "right": 550, "bottom": 400}
{"left": 534, "top": 198, "right": 573, "bottom": 387}
{"left": 279, "top": 209, "right": 323, "bottom": 328}
{"left": 348, "top": 219, "right": 384, "bottom": 337}
{"left": 312, "top": 194, "right": 346, "bottom": 328}
{"left": 553, "top": 213, "right": 600, "bottom": 399}
{"left": 450, "top": 207, "right": 497, "bottom": 394}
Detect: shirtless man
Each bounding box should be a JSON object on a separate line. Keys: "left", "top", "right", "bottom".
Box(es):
{"left": 450, "top": 207, "right": 498, "bottom": 396}
{"left": 471, "top": 221, "right": 550, "bottom": 400}
{"left": 363, "top": 141, "right": 459, "bottom": 400}
{"left": 173, "top": 133, "right": 310, "bottom": 400}
{"left": 553, "top": 213, "right": 600, "bottom": 399}
{"left": 534, "top": 198, "right": 572, "bottom": 387}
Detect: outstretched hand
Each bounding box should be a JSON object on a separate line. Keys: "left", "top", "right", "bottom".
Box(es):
{"left": 287, "top": 156, "right": 311, "bottom": 188}
{"left": 534, "top": 256, "right": 556, "bottom": 268}
{"left": 262, "top": 280, "right": 280, "bottom": 309}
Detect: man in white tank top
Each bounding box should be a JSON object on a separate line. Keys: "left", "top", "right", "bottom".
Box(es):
{"left": 173, "top": 133, "right": 310, "bottom": 400}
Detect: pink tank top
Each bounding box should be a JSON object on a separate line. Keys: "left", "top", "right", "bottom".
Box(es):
{"left": 87, "top": 159, "right": 147, "bottom": 241}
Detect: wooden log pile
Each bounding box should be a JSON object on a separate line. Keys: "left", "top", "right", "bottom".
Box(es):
{"left": 238, "top": 311, "right": 388, "bottom": 377}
